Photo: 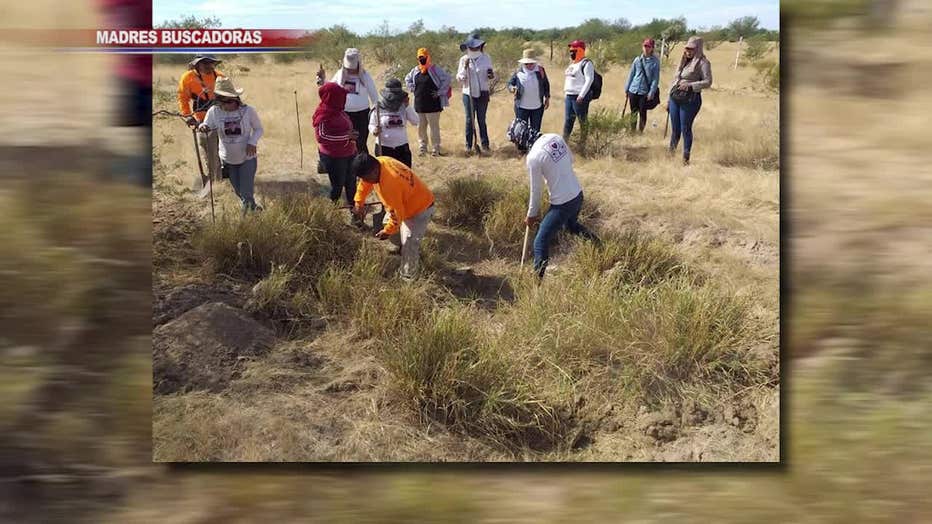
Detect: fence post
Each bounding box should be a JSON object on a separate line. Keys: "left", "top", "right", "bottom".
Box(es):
{"left": 734, "top": 36, "right": 743, "bottom": 69}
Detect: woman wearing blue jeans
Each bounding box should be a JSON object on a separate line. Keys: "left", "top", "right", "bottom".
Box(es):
{"left": 199, "top": 77, "right": 265, "bottom": 213}
{"left": 668, "top": 36, "right": 713, "bottom": 165}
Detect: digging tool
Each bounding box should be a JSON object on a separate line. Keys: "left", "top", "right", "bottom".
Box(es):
{"left": 192, "top": 127, "right": 215, "bottom": 223}
{"left": 294, "top": 90, "right": 304, "bottom": 170}
{"left": 152, "top": 109, "right": 215, "bottom": 221}
{"left": 520, "top": 225, "right": 531, "bottom": 268}
{"left": 465, "top": 58, "right": 481, "bottom": 156}
{"left": 621, "top": 93, "right": 628, "bottom": 118}
{"left": 663, "top": 104, "right": 670, "bottom": 138}
{"left": 340, "top": 201, "right": 385, "bottom": 231}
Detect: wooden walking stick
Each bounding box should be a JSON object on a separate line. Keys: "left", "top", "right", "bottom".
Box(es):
{"left": 663, "top": 104, "right": 670, "bottom": 138}
{"left": 520, "top": 225, "right": 531, "bottom": 268}
{"left": 294, "top": 90, "right": 304, "bottom": 169}
{"left": 192, "top": 127, "right": 215, "bottom": 223}
{"left": 374, "top": 100, "right": 382, "bottom": 156}
{"left": 621, "top": 93, "right": 628, "bottom": 118}
{"left": 465, "top": 58, "right": 481, "bottom": 155}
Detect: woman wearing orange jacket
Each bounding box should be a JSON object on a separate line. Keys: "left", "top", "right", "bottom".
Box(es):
{"left": 178, "top": 55, "right": 223, "bottom": 187}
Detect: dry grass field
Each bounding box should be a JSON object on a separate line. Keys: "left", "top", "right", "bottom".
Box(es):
{"left": 151, "top": 40, "right": 779, "bottom": 462}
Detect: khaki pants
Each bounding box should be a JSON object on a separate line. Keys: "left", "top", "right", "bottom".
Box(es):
{"left": 391, "top": 205, "right": 435, "bottom": 279}
{"left": 417, "top": 112, "right": 442, "bottom": 153}
{"left": 196, "top": 129, "right": 221, "bottom": 184}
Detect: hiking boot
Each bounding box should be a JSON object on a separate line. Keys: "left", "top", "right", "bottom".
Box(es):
{"left": 481, "top": 144, "right": 491, "bottom": 155}
{"left": 683, "top": 152, "right": 691, "bottom": 165}
{"left": 465, "top": 147, "right": 474, "bottom": 157}
{"left": 431, "top": 149, "right": 443, "bottom": 157}
{"left": 418, "top": 148, "right": 427, "bottom": 157}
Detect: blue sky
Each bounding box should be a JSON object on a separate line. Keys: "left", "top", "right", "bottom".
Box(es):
{"left": 153, "top": 0, "right": 779, "bottom": 33}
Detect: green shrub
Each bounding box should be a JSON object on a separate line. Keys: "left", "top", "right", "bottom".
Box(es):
{"left": 572, "top": 107, "right": 627, "bottom": 157}
{"left": 754, "top": 60, "right": 780, "bottom": 91}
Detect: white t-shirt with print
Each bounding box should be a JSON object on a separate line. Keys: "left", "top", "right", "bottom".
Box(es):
{"left": 368, "top": 105, "right": 419, "bottom": 149}
{"left": 203, "top": 104, "right": 264, "bottom": 165}
{"left": 526, "top": 133, "right": 582, "bottom": 217}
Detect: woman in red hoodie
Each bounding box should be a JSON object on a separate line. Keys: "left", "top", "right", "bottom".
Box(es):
{"left": 314, "top": 82, "right": 359, "bottom": 205}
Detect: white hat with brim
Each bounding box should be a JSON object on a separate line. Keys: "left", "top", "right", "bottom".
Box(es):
{"left": 214, "top": 76, "right": 244, "bottom": 98}
{"left": 343, "top": 48, "right": 361, "bottom": 69}
{"left": 517, "top": 49, "right": 538, "bottom": 64}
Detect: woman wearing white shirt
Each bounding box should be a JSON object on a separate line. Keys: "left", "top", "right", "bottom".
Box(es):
{"left": 369, "top": 78, "right": 419, "bottom": 167}
{"left": 456, "top": 34, "right": 496, "bottom": 155}
{"left": 198, "top": 77, "right": 264, "bottom": 215}
{"left": 316, "top": 48, "right": 378, "bottom": 154}
{"left": 563, "top": 39, "right": 595, "bottom": 143}
{"left": 507, "top": 49, "right": 551, "bottom": 151}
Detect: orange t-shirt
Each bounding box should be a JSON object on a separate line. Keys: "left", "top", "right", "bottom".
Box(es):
{"left": 177, "top": 69, "right": 223, "bottom": 122}
{"left": 354, "top": 157, "right": 434, "bottom": 235}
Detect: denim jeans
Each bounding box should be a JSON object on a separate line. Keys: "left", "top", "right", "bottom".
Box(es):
{"left": 462, "top": 92, "right": 490, "bottom": 148}
{"left": 319, "top": 152, "right": 356, "bottom": 205}
{"left": 225, "top": 157, "right": 258, "bottom": 212}
{"left": 668, "top": 92, "right": 702, "bottom": 155}
{"left": 515, "top": 105, "right": 544, "bottom": 135}
{"left": 533, "top": 191, "right": 598, "bottom": 279}
{"left": 562, "top": 94, "right": 590, "bottom": 140}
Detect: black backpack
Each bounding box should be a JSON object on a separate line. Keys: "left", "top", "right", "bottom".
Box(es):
{"left": 582, "top": 58, "right": 603, "bottom": 100}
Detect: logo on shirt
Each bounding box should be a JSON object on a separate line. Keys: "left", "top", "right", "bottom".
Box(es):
{"left": 545, "top": 138, "right": 568, "bottom": 163}
{"left": 343, "top": 80, "right": 358, "bottom": 94}
{"left": 386, "top": 115, "right": 404, "bottom": 128}
{"left": 223, "top": 117, "right": 243, "bottom": 137}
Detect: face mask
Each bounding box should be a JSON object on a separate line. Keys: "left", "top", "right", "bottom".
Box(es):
{"left": 418, "top": 57, "right": 427, "bottom": 65}
{"left": 569, "top": 50, "right": 577, "bottom": 60}
{"left": 467, "top": 50, "right": 481, "bottom": 60}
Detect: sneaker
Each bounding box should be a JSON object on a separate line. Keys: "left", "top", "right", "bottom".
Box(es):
{"left": 418, "top": 148, "right": 427, "bottom": 157}
{"left": 683, "top": 152, "right": 691, "bottom": 165}
{"left": 465, "top": 147, "right": 474, "bottom": 157}
{"left": 431, "top": 150, "right": 443, "bottom": 157}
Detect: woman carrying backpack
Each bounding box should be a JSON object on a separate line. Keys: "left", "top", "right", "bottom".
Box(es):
{"left": 507, "top": 49, "right": 550, "bottom": 148}
{"left": 668, "top": 36, "right": 713, "bottom": 165}
{"left": 563, "top": 39, "right": 596, "bottom": 144}
{"left": 624, "top": 38, "right": 661, "bottom": 133}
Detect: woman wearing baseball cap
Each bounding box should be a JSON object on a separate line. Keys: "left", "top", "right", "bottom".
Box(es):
{"left": 563, "top": 39, "right": 595, "bottom": 144}
{"left": 624, "top": 38, "right": 661, "bottom": 133}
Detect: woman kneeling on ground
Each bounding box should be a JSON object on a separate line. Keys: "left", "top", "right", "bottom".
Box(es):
{"left": 198, "top": 76, "right": 264, "bottom": 215}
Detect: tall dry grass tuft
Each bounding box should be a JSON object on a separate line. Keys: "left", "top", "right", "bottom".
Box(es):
{"left": 709, "top": 114, "right": 779, "bottom": 170}
{"left": 436, "top": 177, "right": 506, "bottom": 230}
{"left": 483, "top": 185, "right": 533, "bottom": 255}
{"left": 196, "top": 193, "right": 359, "bottom": 279}
{"left": 569, "top": 229, "right": 694, "bottom": 286}
{"left": 317, "top": 247, "right": 437, "bottom": 340}
{"left": 380, "top": 306, "right": 569, "bottom": 451}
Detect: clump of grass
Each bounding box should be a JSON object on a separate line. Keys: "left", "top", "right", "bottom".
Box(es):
{"left": 483, "top": 185, "right": 536, "bottom": 255}
{"left": 569, "top": 229, "right": 694, "bottom": 286}
{"left": 710, "top": 117, "right": 779, "bottom": 170}
{"left": 381, "top": 306, "right": 570, "bottom": 450}
{"left": 317, "top": 247, "right": 436, "bottom": 340}
{"left": 501, "top": 266, "right": 767, "bottom": 404}
{"left": 437, "top": 177, "right": 506, "bottom": 230}
{"left": 196, "top": 194, "right": 359, "bottom": 279}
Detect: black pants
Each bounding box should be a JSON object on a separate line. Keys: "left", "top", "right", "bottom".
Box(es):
{"left": 346, "top": 108, "right": 370, "bottom": 154}
{"left": 319, "top": 152, "right": 356, "bottom": 205}
{"left": 378, "top": 143, "right": 412, "bottom": 167}
{"left": 628, "top": 92, "right": 651, "bottom": 132}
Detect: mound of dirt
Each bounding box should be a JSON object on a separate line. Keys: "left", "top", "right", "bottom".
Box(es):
{"left": 153, "top": 302, "right": 275, "bottom": 395}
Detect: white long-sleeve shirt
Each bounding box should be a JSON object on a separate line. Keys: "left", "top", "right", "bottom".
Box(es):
{"left": 203, "top": 104, "right": 263, "bottom": 165}
{"left": 369, "top": 105, "right": 419, "bottom": 148}
{"left": 526, "top": 133, "right": 582, "bottom": 217}
{"left": 564, "top": 59, "right": 595, "bottom": 98}
{"left": 517, "top": 68, "right": 542, "bottom": 110}
{"left": 456, "top": 53, "right": 495, "bottom": 96}
{"left": 330, "top": 69, "right": 378, "bottom": 112}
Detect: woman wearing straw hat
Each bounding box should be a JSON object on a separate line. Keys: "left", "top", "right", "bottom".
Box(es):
{"left": 198, "top": 77, "right": 265, "bottom": 215}
{"left": 507, "top": 49, "right": 550, "bottom": 150}
{"left": 317, "top": 48, "right": 379, "bottom": 154}
{"left": 369, "top": 78, "right": 419, "bottom": 167}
